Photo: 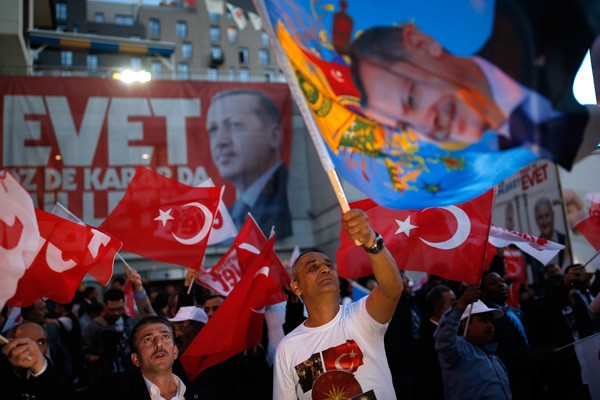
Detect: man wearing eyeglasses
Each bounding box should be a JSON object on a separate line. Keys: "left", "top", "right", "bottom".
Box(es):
{"left": 1, "top": 322, "right": 75, "bottom": 399}
{"left": 97, "top": 315, "right": 184, "bottom": 400}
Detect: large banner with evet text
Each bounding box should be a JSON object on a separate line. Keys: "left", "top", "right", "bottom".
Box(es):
{"left": 0, "top": 77, "right": 293, "bottom": 239}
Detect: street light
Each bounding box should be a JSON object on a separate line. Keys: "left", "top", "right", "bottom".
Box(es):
{"left": 113, "top": 69, "right": 152, "bottom": 83}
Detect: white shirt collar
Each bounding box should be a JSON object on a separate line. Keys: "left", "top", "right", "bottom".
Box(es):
{"left": 143, "top": 374, "right": 186, "bottom": 400}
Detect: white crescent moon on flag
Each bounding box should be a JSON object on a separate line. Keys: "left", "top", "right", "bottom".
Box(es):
{"left": 419, "top": 206, "right": 470, "bottom": 250}
{"left": 171, "top": 202, "right": 213, "bottom": 246}
{"left": 251, "top": 266, "right": 270, "bottom": 314}
{"left": 46, "top": 242, "right": 77, "bottom": 272}
{"left": 335, "top": 354, "right": 351, "bottom": 372}
{"left": 238, "top": 243, "right": 260, "bottom": 254}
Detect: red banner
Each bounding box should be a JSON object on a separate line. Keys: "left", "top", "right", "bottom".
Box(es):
{"left": 0, "top": 77, "right": 292, "bottom": 237}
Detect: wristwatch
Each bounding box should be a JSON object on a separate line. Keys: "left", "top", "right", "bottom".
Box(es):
{"left": 363, "top": 232, "right": 385, "bottom": 254}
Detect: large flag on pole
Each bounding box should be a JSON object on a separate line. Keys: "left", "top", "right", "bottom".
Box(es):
{"left": 100, "top": 167, "right": 222, "bottom": 270}
{"left": 337, "top": 189, "right": 494, "bottom": 284}
{"left": 0, "top": 170, "right": 40, "bottom": 310}
{"left": 198, "top": 178, "right": 237, "bottom": 245}
{"left": 8, "top": 209, "right": 122, "bottom": 307}
{"left": 575, "top": 193, "right": 600, "bottom": 251}
{"left": 181, "top": 237, "right": 280, "bottom": 380}
{"left": 255, "top": 0, "right": 597, "bottom": 209}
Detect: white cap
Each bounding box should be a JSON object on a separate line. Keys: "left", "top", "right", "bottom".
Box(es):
{"left": 460, "top": 300, "right": 504, "bottom": 320}
{"left": 168, "top": 306, "right": 208, "bottom": 324}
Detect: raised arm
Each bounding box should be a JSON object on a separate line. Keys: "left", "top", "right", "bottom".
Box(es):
{"left": 342, "top": 209, "right": 403, "bottom": 323}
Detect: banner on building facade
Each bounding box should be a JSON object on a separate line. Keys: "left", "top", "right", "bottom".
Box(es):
{"left": 0, "top": 77, "right": 293, "bottom": 239}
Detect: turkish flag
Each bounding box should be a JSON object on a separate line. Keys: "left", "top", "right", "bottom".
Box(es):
{"left": 503, "top": 246, "right": 527, "bottom": 282}
{"left": 337, "top": 190, "right": 494, "bottom": 284}
{"left": 8, "top": 209, "right": 122, "bottom": 307}
{"left": 195, "top": 246, "right": 243, "bottom": 297}
{"left": 234, "top": 214, "right": 289, "bottom": 304}
{"left": 100, "top": 167, "right": 221, "bottom": 270}
{"left": 181, "top": 237, "right": 281, "bottom": 380}
{"left": 488, "top": 225, "right": 564, "bottom": 265}
{"left": 576, "top": 197, "right": 600, "bottom": 251}
{"left": 321, "top": 340, "right": 364, "bottom": 373}
{"left": 0, "top": 170, "right": 40, "bottom": 310}
{"left": 123, "top": 279, "right": 136, "bottom": 318}
{"left": 198, "top": 178, "right": 237, "bottom": 246}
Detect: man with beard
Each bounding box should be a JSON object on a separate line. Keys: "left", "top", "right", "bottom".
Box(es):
{"left": 96, "top": 316, "right": 184, "bottom": 399}
{"left": 82, "top": 288, "right": 137, "bottom": 389}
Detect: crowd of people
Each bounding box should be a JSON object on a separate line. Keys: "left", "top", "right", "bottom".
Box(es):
{"left": 0, "top": 210, "right": 599, "bottom": 399}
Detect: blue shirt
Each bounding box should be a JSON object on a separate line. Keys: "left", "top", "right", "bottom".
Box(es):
{"left": 434, "top": 305, "right": 512, "bottom": 400}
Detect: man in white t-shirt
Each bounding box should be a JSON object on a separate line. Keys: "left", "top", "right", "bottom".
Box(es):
{"left": 273, "top": 210, "right": 403, "bottom": 399}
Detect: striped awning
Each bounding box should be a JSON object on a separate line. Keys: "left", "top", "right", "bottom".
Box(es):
{"left": 28, "top": 29, "right": 175, "bottom": 57}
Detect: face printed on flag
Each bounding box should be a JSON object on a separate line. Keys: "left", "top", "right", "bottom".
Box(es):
{"left": 0, "top": 170, "right": 40, "bottom": 310}
{"left": 337, "top": 189, "right": 494, "bottom": 283}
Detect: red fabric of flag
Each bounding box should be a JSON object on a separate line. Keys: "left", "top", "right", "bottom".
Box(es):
{"left": 100, "top": 167, "right": 221, "bottom": 270}
{"left": 180, "top": 237, "right": 281, "bottom": 380}
{"left": 234, "top": 214, "right": 289, "bottom": 305}
{"left": 336, "top": 190, "right": 494, "bottom": 284}
{"left": 123, "top": 279, "right": 136, "bottom": 318}
{"left": 576, "top": 215, "right": 600, "bottom": 251}
{"left": 8, "top": 209, "right": 122, "bottom": 307}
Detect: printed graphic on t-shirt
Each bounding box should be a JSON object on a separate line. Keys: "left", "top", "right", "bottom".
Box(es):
{"left": 294, "top": 339, "right": 377, "bottom": 399}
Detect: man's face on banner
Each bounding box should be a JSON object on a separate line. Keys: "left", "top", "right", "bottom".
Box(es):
{"left": 358, "top": 59, "right": 489, "bottom": 144}
{"left": 206, "top": 93, "right": 280, "bottom": 190}
{"left": 535, "top": 202, "right": 555, "bottom": 239}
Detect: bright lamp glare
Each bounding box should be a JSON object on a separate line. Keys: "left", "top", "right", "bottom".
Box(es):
{"left": 118, "top": 69, "right": 152, "bottom": 84}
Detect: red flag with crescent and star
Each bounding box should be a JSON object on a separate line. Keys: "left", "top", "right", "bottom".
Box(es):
{"left": 9, "top": 209, "right": 122, "bottom": 307}
{"left": 99, "top": 167, "right": 222, "bottom": 270}
{"left": 575, "top": 193, "right": 600, "bottom": 251}
{"left": 181, "top": 236, "right": 280, "bottom": 380}
{"left": 337, "top": 189, "right": 494, "bottom": 284}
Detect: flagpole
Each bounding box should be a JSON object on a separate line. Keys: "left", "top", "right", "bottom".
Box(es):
{"left": 583, "top": 251, "right": 600, "bottom": 268}
{"left": 554, "top": 331, "right": 600, "bottom": 352}
{"left": 254, "top": 0, "right": 360, "bottom": 245}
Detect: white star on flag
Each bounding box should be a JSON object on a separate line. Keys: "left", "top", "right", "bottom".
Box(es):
{"left": 154, "top": 209, "right": 174, "bottom": 227}
{"left": 395, "top": 216, "right": 417, "bottom": 236}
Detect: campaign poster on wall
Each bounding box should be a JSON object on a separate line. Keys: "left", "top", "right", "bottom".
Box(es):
{"left": 0, "top": 77, "right": 293, "bottom": 239}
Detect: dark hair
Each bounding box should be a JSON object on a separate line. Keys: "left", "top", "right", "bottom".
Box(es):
{"left": 564, "top": 263, "right": 584, "bottom": 274}
{"left": 488, "top": 255, "right": 506, "bottom": 277}
{"left": 424, "top": 285, "right": 453, "bottom": 319}
{"left": 83, "top": 286, "right": 97, "bottom": 297}
{"left": 349, "top": 26, "right": 409, "bottom": 108}
{"left": 209, "top": 89, "right": 281, "bottom": 126}
{"left": 204, "top": 294, "right": 226, "bottom": 302}
{"left": 129, "top": 316, "right": 175, "bottom": 354}
{"left": 291, "top": 247, "right": 327, "bottom": 279}
{"left": 481, "top": 269, "right": 500, "bottom": 286}
{"left": 112, "top": 277, "right": 126, "bottom": 286}
{"left": 103, "top": 288, "right": 125, "bottom": 304}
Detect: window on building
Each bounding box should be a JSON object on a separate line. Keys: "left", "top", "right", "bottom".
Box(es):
{"left": 181, "top": 42, "right": 193, "bottom": 59}
{"left": 151, "top": 61, "right": 162, "bottom": 76}
{"left": 259, "top": 49, "right": 270, "bottom": 66}
{"left": 87, "top": 55, "right": 98, "bottom": 71}
{"left": 261, "top": 31, "right": 269, "bottom": 46}
{"left": 265, "top": 69, "right": 275, "bottom": 82}
{"left": 129, "top": 34, "right": 141, "bottom": 40}
{"left": 209, "top": 26, "right": 220, "bottom": 42}
{"left": 227, "top": 27, "right": 238, "bottom": 43}
{"left": 229, "top": 67, "right": 236, "bottom": 81}
{"left": 238, "top": 47, "right": 249, "bottom": 64}
{"left": 131, "top": 57, "right": 142, "bottom": 69}
{"left": 56, "top": 3, "right": 67, "bottom": 20}
{"left": 211, "top": 45, "right": 223, "bottom": 60}
{"left": 239, "top": 68, "right": 249, "bottom": 82}
{"left": 208, "top": 68, "right": 218, "bottom": 81}
{"left": 56, "top": 25, "right": 68, "bottom": 32}
{"left": 61, "top": 51, "right": 72, "bottom": 66}
{"left": 178, "top": 63, "right": 190, "bottom": 79}
{"left": 209, "top": 12, "right": 220, "bottom": 23}
{"left": 226, "top": 9, "right": 233, "bottom": 19}
{"left": 149, "top": 19, "right": 161, "bottom": 37}
{"left": 115, "top": 14, "right": 134, "bottom": 26}
{"left": 176, "top": 21, "right": 188, "bottom": 38}
{"left": 94, "top": 12, "right": 105, "bottom": 23}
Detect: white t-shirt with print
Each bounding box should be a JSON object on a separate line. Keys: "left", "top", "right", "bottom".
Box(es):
{"left": 273, "top": 297, "right": 396, "bottom": 399}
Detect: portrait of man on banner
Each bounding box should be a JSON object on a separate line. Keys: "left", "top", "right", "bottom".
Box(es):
{"left": 205, "top": 87, "right": 293, "bottom": 239}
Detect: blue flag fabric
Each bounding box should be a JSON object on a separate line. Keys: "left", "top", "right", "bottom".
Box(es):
{"left": 255, "top": 0, "right": 596, "bottom": 208}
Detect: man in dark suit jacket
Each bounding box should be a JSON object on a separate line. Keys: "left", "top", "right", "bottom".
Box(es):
{"left": 349, "top": 1, "right": 599, "bottom": 170}
{"left": 97, "top": 316, "right": 185, "bottom": 400}
{"left": 207, "top": 89, "right": 292, "bottom": 239}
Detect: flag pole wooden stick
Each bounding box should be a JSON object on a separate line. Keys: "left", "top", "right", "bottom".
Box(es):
{"left": 553, "top": 331, "right": 600, "bottom": 352}
{"left": 255, "top": 0, "right": 360, "bottom": 245}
